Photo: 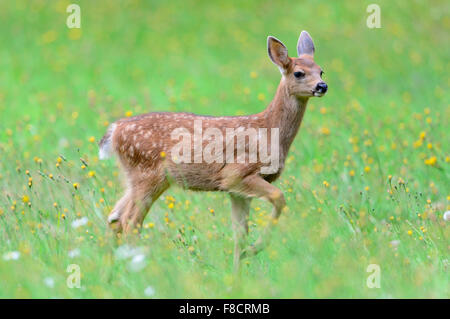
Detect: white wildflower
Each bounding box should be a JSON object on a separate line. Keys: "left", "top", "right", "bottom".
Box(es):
{"left": 115, "top": 245, "right": 145, "bottom": 260}
{"left": 71, "top": 217, "right": 88, "bottom": 229}
{"left": 3, "top": 251, "right": 20, "bottom": 261}
{"left": 129, "top": 253, "right": 147, "bottom": 272}
{"left": 68, "top": 248, "right": 80, "bottom": 258}
{"left": 44, "top": 277, "right": 55, "bottom": 288}
{"left": 114, "top": 245, "right": 148, "bottom": 271}
{"left": 390, "top": 240, "right": 400, "bottom": 248}
{"left": 144, "top": 286, "right": 155, "bottom": 297}
{"left": 443, "top": 211, "right": 450, "bottom": 221}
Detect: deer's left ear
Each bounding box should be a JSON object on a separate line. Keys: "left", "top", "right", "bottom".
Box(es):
{"left": 297, "top": 31, "right": 315, "bottom": 57}
{"left": 267, "top": 36, "right": 290, "bottom": 71}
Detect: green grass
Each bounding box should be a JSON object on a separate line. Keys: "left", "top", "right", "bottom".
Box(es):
{"left": 0, "top": 0, "right": 449, "bottom": 298}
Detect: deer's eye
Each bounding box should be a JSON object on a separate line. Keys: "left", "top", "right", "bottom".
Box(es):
{"left": 320, "top": 70, "right": 324, "bottom": 77}
{"left": 294, "top": 71, "right": 305, "bottom": 78}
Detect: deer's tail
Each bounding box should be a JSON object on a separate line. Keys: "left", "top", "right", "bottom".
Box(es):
{"left": 99, "top": 123, "right": 117, "bottom": 160}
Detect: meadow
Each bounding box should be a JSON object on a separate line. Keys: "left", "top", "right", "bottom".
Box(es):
{"left": 0, "top": 0, "right": 448, "bottom": 298}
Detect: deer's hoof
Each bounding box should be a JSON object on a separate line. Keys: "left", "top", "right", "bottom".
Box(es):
{"left": 240, "top": 244, "right": 259, "bottom": 259}
{"left": 107, "top": 211, "right": 120, "bottom": 224}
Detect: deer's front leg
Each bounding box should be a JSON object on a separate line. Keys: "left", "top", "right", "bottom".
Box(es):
{"left": 230, "top": 194, "right": 251, "bottom": 273}
{"left": 231, "top": 175, "right": 286, "bottom": 259}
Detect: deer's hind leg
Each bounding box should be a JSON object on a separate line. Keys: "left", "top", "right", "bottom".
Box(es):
{"left": 107, "top": 190, "right": 132, "bottom": 233}
{"left": 118, "top": 173, "right": 169, "bottom": 234}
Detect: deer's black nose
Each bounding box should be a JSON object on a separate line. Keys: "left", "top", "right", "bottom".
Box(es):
{"left": 316, "top": 82, "right": 328, "bottom": 93}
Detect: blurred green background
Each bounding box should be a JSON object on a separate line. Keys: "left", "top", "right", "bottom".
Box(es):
{"left": 0, "top": 0, "right": 448, "bottom": 298}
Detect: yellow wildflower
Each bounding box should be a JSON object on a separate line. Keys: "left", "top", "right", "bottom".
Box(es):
{"left": 424, "top": 156, "right": 436, "bottom": 166}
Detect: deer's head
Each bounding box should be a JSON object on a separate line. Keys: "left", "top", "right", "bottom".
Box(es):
{"left": 268, "top": 31, "right": 327, "bottom": 98}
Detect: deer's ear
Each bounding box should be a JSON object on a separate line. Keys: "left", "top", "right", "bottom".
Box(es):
{"left": 267, "top": 36, "right": 290, "bottom": 71}
{"left": 297, "top": 31, "right": 315, "bottom": 57}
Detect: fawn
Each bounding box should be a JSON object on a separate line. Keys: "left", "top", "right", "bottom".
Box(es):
{"left": 99, "top": 31, "right": 327, "bottom": 269}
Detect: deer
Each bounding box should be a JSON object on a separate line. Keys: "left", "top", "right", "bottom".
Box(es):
{"left": 99, "top": 31, "right": 327, "bottom": 271}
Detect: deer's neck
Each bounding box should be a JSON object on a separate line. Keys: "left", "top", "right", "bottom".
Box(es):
{"left": 261, "top": 79, "right": 309, "bottom": 161}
